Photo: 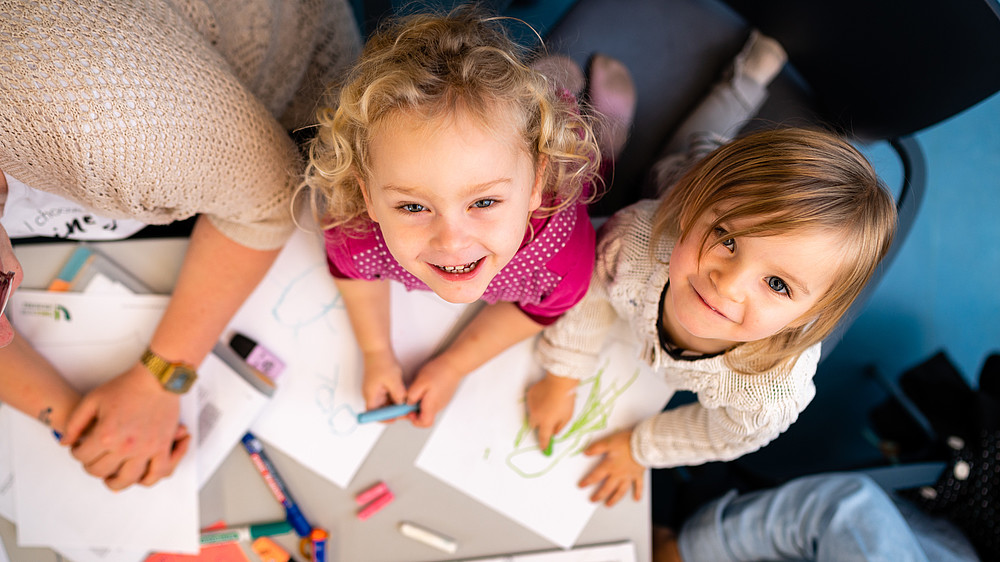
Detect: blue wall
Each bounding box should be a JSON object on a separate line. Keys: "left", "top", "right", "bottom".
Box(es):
{"left": 831, "top": 91, "right": 1000, "bottom": 385}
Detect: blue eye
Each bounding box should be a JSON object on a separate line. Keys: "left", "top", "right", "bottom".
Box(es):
{"left": 767, "top": 276, "right": 789, "bottom": 295}
{"left": 714, "top": 227, "right": 736, "bottom": 252}
{"left": 400, "top": 203, "right": 426, "bottom": 213}
{"left": 472, "top": 199, "right": 497, "bottom": 209}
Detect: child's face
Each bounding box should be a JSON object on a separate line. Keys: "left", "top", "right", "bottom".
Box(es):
{"left": 361, "top": 108, "right": 543, "bottom": 304}
{"left": 663, "top": 213, "right": 846, "bottom": 354}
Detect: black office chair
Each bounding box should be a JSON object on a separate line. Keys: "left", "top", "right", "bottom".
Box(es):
{"left": 540, "top": 0, "right": 1000, "bottom": 359}
{"left": 536, "top": 0, "right": 1000, "bottom": 525}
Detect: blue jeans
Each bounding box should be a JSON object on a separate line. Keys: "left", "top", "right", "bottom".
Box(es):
{"left": 676, "top": 473, "right": 976, "bottom": 562}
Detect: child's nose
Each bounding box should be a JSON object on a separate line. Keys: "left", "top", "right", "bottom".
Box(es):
{"left": 711, "top": 265, "right": 749, "bottom": 303}
{"left": 431, "top": 215, "right": 470, "bottom": 252}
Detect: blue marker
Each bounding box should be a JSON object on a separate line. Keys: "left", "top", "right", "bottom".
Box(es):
{"left": 357, "top": 402, "right": 419, "bottom": 424}
{"left": 241, "top": 432, "right": 312, "bottom": 537}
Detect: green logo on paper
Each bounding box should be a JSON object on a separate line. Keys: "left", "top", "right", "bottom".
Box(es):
{"left": 18, "top": 303, "right": 71, "bottom": 321}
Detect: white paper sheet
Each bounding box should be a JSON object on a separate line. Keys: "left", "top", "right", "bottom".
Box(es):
{"left": 194, "top": 349, "right": 272, "bottom": 488}
{"left": 5, "top": 403, "right": 198, "bottom": 553}
{"left": 460, "top": 540, "right": 636, "bottom": 562}
{"left": 53, "top": 546, "right": 147, "bottom": 562}
{"left": 5, "top": 290, "right": 200, "bottom": 553}
{"left": 416, "top": 322, "right": 672, "bottom": 549}
{"left": 230, "top": 229, "right": 468, "bottom": 488}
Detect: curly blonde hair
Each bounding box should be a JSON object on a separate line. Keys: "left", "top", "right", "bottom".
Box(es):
{"left": 653, "top": 127, "right": 897, "bottom": 374}
{"left": 302, "top": 4, "right": 601, "bottom": 234}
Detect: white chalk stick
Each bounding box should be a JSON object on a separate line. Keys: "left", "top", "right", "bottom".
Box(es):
{"left": 398, "top": 521, "right": 458, "bottom": 554}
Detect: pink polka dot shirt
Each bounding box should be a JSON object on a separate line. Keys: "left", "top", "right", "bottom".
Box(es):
{"left": 324, "top": 192, "right": 596, "bottom": 325}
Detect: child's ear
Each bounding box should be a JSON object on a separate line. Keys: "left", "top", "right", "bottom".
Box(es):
{"left": 356, "top": 173, "right": 378, "bottom": 223}
{"left": 529, "top": 155, "right": 548, "bottom": 213}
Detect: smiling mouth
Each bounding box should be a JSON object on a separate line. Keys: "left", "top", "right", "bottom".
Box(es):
{"left": 433, "top": 259, "right": 482, "bottom": 274}
{"left": 696, "top": 289, "right": 732, "bottom": 322}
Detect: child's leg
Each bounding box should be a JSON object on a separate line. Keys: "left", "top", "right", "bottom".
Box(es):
{"left": 586, "top": 54, "right": 637, "bottom": 162}
{"left": 676, "top": 474, "right": 932, "bottom": 562}
{"left": 652, "top": 32, "right": 786, "bottom": 194}
{"left": 665, "top": 31, "right": 785, "bottom": 153}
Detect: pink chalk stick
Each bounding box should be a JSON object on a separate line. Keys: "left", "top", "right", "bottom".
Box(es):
{"left": 357, "top": 490, "right": 394, "bottom": 521}
{"left": 355, "top": 481, "right": 390, "bottom": 506}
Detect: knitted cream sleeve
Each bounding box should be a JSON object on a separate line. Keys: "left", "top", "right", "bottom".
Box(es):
{"left": 630, "top": 344, "right": 820, "bottom": 468}
{"left": 0, "top": 1, "right": 301, "bottom": 250}
{"left": 535, "top": 213, "right": 630, "bottom": 379}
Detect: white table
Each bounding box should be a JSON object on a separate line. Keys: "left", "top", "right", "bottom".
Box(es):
{"left": 2, "top": 238, "right": 651, "bottom": 562}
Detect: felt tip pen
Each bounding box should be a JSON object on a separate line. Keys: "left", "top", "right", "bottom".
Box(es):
{"left": 240, "top": 432, "right": 313, "bottom": 537}
{"left": 356, "top": 402, "right": 419, "bottom": 424}
{"left": 200, "top": 521, "right": 292, "bottom": 545}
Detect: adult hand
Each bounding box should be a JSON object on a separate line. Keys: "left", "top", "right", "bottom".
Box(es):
{"left": 361, "top": 349, "right": 406, "bottom": 414}
{"left": 578, "top": 428, "right": 643, "bottom": 507}
{"left": 405, "top": 355, "right": 464, "bottom": 427}
{"left": 526, "top": 372, "right": 578, "bottom": 453}
{"left": 63, "top": 362, "right": 188, "bottom": 491}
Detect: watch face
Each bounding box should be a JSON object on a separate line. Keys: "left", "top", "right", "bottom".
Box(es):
{"left": 165, "top": 366, "right": 197, "bottom": 393}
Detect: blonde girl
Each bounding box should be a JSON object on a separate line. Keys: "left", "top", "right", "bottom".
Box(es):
{"left": 304, "top": 6, "right": 602, "bottom": 426}
{"left": 528, "top": 127, "right": 897, "bottom": 506}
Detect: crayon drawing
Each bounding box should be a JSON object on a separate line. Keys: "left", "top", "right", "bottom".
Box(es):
{"left": 416, "top": 322, "right": 672, "bottom": 548}
{"left": 315, "top": 368, "right": 361, "bottom": 436}
{"left": 228, "top": 228, "right": 467, "bottom": 488}
{"left": 270, "top": 263, "right": 345, "bottom": 335}
{"left": 506, "top": 365, "right": 640, "bottom": 478}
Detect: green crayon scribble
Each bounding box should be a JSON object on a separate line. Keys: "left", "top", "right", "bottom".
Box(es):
{"left": 507, "top": 362, "right": 639, "bottom": 478}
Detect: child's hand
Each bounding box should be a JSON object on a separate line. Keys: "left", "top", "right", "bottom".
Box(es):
{"left": 361, "top": 350, "right": 406, "bottom": 415}
{"left": 578, "top": 429, "right": 643, "bottom": 507}
{"left": 405, "top": 356, "right": 463, "bottom": 428}
{"left": 526, "top": 372, "right": 578, "bottom": 453}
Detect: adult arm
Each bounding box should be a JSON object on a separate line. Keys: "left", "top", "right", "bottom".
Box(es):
{"left": 0, "top": 215, "right": 81, "bottom": 433}
{"left": 407, "top": 301, "right": 544, "bottom": 427}
{"left": 63, "top": 216, "right": 280, "bottom": 490}
{"left": 0, "top": 336, "right": 82, "bottom": 435}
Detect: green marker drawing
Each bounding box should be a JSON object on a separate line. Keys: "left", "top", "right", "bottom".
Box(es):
{"left": 506, "top": 362, "right": 639, "bottom": 478}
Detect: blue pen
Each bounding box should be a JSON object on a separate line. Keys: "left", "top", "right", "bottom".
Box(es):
{"left": 357, "top": 402, "right": 420, "bottom": 424}
{"left": 240, "top": 432, "right": 312, "bottom": 537}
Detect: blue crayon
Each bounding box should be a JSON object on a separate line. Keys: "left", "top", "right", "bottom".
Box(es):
{"left": 356, "top": 402, "right": 419, "bottom": 424}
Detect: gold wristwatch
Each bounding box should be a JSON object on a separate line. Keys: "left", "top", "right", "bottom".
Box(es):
{"left": 141, "top": 348, "right": 198, "bottom": 394}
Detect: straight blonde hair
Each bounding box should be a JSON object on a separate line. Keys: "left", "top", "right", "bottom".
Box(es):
{"left": 654, "top": 128, "right": 897, "bottom": 373}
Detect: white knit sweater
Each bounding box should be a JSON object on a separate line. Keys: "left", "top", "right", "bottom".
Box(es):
{"left": 0, "top": 0, "right": 360, "bottom": 249}
{"left": 537, "top": 199, "right": 820, "bottom": 468}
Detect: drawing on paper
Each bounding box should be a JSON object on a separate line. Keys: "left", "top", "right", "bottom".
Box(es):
{"left": 315, "top": 367, "right": 360, "bottom": 436}
{"left": 271, "top": 264, "right": 344, "bottom": 334}
{"left": 505, "top": 363, "right": 640, "bottom": 478}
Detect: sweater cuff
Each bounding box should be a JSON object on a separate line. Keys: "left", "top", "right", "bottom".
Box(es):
{"left": 207, "top": 214, "right": 295, "bottom": 251}
{"left": 534, "top": 336, "right": 598, "bottom": 380}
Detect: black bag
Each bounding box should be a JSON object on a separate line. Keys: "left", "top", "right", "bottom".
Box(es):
{"left": 870, "top": 352, "right": 1000, "bottom": 561}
